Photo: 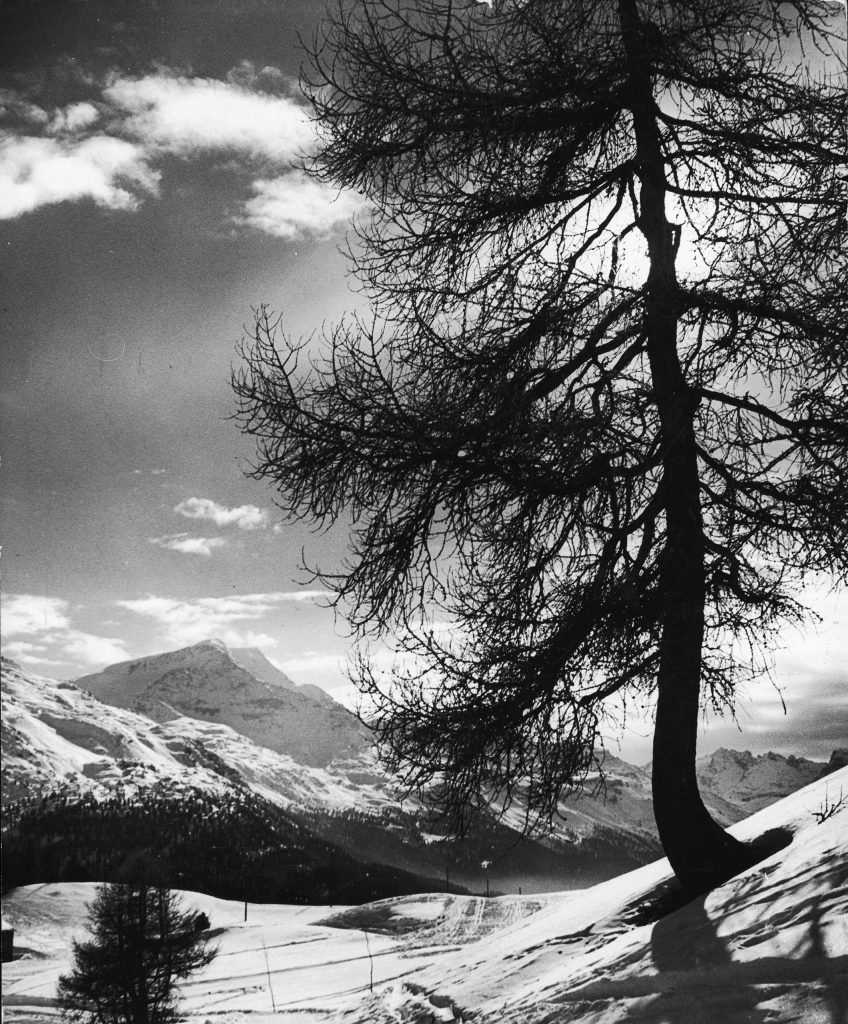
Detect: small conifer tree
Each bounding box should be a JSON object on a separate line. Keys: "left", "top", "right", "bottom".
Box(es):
{"left": 57, "top": 883, "right": 216, "bottom": 1024}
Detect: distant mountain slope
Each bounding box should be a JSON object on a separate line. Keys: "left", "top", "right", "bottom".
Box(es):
{"left": 2, "top": 652, "right": 831, "bottom": 894}
{"left": 73, "top": 640, "right": 370, "bottom": 767}
{"left": 2, "top": 782, "right": 465, "bottom": 904}
{"left": 1, "top": 656, "right": 229, "bottom": 806}
{"left": 1, "top": 656, "right": 396, "bottom": 814}
{"left": 695, "top": 747, "right": 824, "bottom": 816}
{"left": 227, "top": 645, "right": 336, "bottom": 707}
{"left": 1, "top": 657, "right": 655, "bottom": 889}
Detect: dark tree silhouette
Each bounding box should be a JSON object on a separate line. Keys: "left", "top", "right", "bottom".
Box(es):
{"left": 57, "top": 883, "right": 216, "bottom": 1024}
{"left": 234, "top": 0, "right": 848, "bottom": 892}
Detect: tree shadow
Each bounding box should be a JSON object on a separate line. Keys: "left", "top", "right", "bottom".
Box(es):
{"left": 641, "top": 832, "right": 848, "bottom": 1024}
{"left": 795, "top": 864, "right": 848, "bottom": 1024}
{"left": 647, "top": 892, "right": 771, "bottom": 1024}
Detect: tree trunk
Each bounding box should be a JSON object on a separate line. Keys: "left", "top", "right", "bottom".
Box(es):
{"left": 618, "top": 0, "right": 753, "bottom": 893}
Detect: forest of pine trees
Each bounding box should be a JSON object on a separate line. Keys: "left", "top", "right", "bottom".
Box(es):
{"left": 1, "top": 785, "right": 457, "bottom": 903}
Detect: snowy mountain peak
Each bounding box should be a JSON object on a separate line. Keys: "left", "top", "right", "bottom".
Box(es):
{"left": 72, "top": 641, "right": 371, "bottom": 768}
{"left": 710, "top": 746, "right": 756, "bottom": 762}
{"left": 193, "top": 638, "right": 229, "bottom": 652}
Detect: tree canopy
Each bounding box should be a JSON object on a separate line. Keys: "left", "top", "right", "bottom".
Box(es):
{"left": 234, "top": 0, "right": 847, "bottom": 891}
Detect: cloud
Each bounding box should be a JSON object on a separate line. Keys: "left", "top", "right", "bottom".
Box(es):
{"left": 60, "top": 631, "right": 130, "bottom": 667}
{"left": 118, "top": 591, "right": 328, "bottom": 648}
{"left": 1, "top": 593, "right": 129, "bottom": 669}
{"left": 174, "top": 497, "right": 270, "bottom": 531}
{"left": 149, "top": 533, "right": 227, "bottom": 556}
{"left": 240, "top": 172, "right": 365, "bottom": 239}
{"left": 1, "top": 70, "right": 362, "bottom": 237}
{"left": 49, "top": 101, "right": 101, "bottom": 134}
{"left": 225, "top": 61, "right": 294, "bottom": 94}
{"left": 4, "top": 640, "right": 51, "bottom": 660}
{"left": 103, "top": 72, "right": 313, "bottom": 162}
{"left": 0, "top": 132, "right": 159, "bottom": 219}
{"left": 2, "top": 593, "right": 71, "bottom": 634}
{"left": 0, "top": 88, "right": 50, "bottom": 127}
{"left": 279, "top": 652, "right": 347, "bottom": 675}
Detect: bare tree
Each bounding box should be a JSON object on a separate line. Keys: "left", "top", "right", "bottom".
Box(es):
{"left": 234, "top": 0, "right": 847, "bottom": 892}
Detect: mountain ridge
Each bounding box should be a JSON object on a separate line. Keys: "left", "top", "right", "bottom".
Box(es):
{"left": 2, "top": 649, "right": 833, "bottom": 893}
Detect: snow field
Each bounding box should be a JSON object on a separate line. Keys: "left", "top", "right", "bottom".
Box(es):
{"left": 3, "top": 768, "right": 846, "bottom": 1024}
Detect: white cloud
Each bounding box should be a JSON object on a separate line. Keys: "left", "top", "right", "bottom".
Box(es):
{"left": 0, "top": 133, "right": 159, "bottom": 219}
{"left": 3, "top": 640, "right": 45, "bottom": 658}
{"left": 3, "top": 642, "right": 68, "bottom": 669}
{"left": 50, "top": 101, "right": 101, "bottom": 134}
{"left": 118, "top": 591, "right": 327, "bottom": 649}
{"left": 150, "top": 533, "right": 227, "bottom": 556}
{"left": 2, "top": 593, "right": 71, "bottom": 634}
{"left": 279, "top": 652, "right": 347, "bottom": 674}
{"left": 60, "top": 631, "right": 129, "bottom": 666}
{"left": 103, "top": 72, "right": 313, "bottom": 162}
{"left": 1, "top": 593, "right": 129, "bottom": 669}
{"left": 174, "top": 497, "right": 270, "bottom": 531}
{"left": 232, "top": 631, "right": 279, "bottom": 649}
{"left": 0, "top": 88, "right": 50, "bottom": 127}
{"left": 240, "top": 172, "right": 364, "bottom": 239}
{"left": 1, "top": 71, "right": 361, "bottom": 238}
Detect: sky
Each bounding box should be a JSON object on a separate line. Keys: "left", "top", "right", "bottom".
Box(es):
{"left": 1, "top": 0, "right": 846, "bottom": 765}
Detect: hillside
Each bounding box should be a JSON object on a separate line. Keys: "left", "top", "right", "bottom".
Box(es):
{"left": 1, "top": 655, "right": 394, "bottom": 813}
{"left": 3, "top": 769, "right": 846, "bottom": 1023}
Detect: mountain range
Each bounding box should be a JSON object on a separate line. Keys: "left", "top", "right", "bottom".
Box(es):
{"left": 1, "top": 642, "right": 835, "bottom": 895}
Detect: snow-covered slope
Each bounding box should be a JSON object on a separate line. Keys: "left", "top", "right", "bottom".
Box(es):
{"left": 3, "top": 769, "right": 846, "bottom": 1024}
{"left": 2, "top": 656, "right": 660, "bottom": 889}
{"left": 1, "top": 657, "right": 231, "bottom": 804}
{"left": 1, "top": 656, "right": 397, "bottom": 814}
{"left": 375, "top": 766, "right": 848, "bottom": 1024}
{"left": 72, "top": 640, "right": 371, "bottom": 767}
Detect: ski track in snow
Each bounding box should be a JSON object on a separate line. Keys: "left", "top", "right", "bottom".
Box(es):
{"left": 3, "top": 768, "right": 847, "bottom": 1024}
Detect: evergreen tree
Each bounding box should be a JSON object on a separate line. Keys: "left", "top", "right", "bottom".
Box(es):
{"left": 234, "top": 0, "right": 847, "bottom": 892}
{"left": 57, "top": 883, "right": 216, "bottom": 1024}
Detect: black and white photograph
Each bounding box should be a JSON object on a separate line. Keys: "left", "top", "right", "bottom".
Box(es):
{"left": 1, "top": 0, "right": 847, "bottom": 1021}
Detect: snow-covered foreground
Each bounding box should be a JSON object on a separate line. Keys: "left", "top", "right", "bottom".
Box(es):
{"left": 3, "top": 768, "right": 847, "bottom": 1024}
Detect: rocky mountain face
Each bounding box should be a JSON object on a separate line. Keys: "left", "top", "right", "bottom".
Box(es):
{"left": 227, "top": 646, "right": 337, "bottom": 707}
{"left": 73, "top": 640, "right": 371, "bottom": 768}
{"left": 1, "top": 648, "right": 833, "bottom": 894}
{"left": 817, "top": 748, "right": 848, "bottom": 778}
{"left": 694, "top": 747, "right": 825, "bottom": 816}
